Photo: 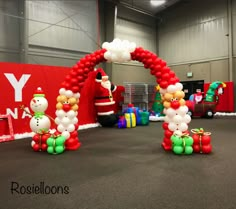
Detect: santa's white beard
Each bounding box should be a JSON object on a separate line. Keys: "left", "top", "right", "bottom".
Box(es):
{"left": 101, "top": 80, "right": 111, "bottom": 90}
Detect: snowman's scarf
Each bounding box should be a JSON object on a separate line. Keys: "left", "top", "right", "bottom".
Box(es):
{"left": 34, "top": 112, "right": 44, "bottom": 119}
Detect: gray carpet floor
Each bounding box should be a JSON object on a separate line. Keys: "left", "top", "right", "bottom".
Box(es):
{"left": 0, "top": 117, "right": 236, "bottom": 209}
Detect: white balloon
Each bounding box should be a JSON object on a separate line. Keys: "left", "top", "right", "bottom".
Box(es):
{"left": 59, "top": 88, "right": 66, "bottom": 95}
{"left": 175, "top": 83, "right": 183, "bottom": 91}
{"left": 122, "top": 51, "right": 131, "bottom": 61}
{"left": 178, "top": 123, "right": 188, "bottom": 132}
{"left": 183, "top": 114, "right": 191, "bottom": 123}
{"left": 160, "top": 88, "right": 167, "bottom": 94}
{"left": 61, "top": 131, "right": 70, "bottom": 139}
{"left": 67, "top": 124, "right": 75, "bottom": 132}
{"left": 67, "top": 110, "right": 76, "bottom": 119}
{"left": 167, "top": 85, "right": 177, "bottom": 93}
{"left": 30, "top": 116, "right": 51, "bottom": 133}
{"left": 65, "top": 90, "right": 73, "bottom": 98}
{"left": 168, "top": 122, "right": 177, "bottom": 131}
{"left": 111, "top": 53, "right": 118, "bottom": 62}
{"left": 174, "top": 130, "right": 183, "bottom": 136}
{"left": 57, "top": 124, "right": 65, "bottom": 132}
{"left": 61, "top": 117, "right": 71, "bottom": 126}
{"left": 176, "top": 106, "right": 188, "bottom": 116}
{"left": 102, "top": 42, "right": 109, "bottom": 49}
{"left": 74, "top": 92, "right": 80, "bottom": 99}
{"left": 164, "top": 116, "right": 171, "bottom": 123}
{"left": 173, "top": 115, "right": 183, "bottom": 124}
{"left": 55, "top": 117, "right": 61, "bottom": 125}
{"left": 166, "top": 108, "right": 176, "bottom": 118}
{"left": 105, "top": 51, "right": 112, "bottom": 60}
{"left": 163, "top": 108, "right": 167, "bottom": 115}
{"left": 129, "top": 42, "right": 136, "bottom": 52}
{"left": 72, "top": 117, "right": 78, "bottom": 124}
{"left": 31, "top": 140, "right": 35, "bottom": 147}
{"left": 113, "top": 38, "right": 121, "bottom": 44}
{"left": 56, "top": 110, "right": 66, "bottom": 118}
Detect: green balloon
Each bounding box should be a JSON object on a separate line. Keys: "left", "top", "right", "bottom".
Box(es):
{"left": 56, "top": 136, "right": 65, "bottom": 146}
{"left": 55, "top": 146, "right": 64, "bottom": 154}
{"left": 173, "top": 146, "right": 184, "bottom": 154}
{"left": 173, "top": 137, "right": 183, "bottom": 146}
{"left": 184, "top": 136, "right": 193, "bottom": 146}
{"left": 171, "top": 135, "right": 178, "bottom": 142}
{"left": 47, "top": 146, "right": 54, "bottom": 154}
{"left": 46, "top": 138, "right": 54, "bottom": 146}
{"left": 184, "top": 146, "right": 193, "bottom": 155}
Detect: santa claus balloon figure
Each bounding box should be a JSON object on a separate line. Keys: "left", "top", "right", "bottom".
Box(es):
{"left": 94, "top": 68, "right": 118, "bottom": 127}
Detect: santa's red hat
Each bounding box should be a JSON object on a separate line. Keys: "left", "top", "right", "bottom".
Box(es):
{"left": 95, "top": 68, "right": 109, "bottom": 82}
{"left": 33, "top": 87, "right": 45, "bottom": 97}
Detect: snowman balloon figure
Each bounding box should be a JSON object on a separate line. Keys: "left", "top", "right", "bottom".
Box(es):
{"left": 30, "top": 87, "right": 51, "bottom": 151}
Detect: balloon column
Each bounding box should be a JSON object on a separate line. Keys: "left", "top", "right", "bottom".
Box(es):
{"left": 55, "top": 38, "right": 191, "bottom": 151}
{"left": 30, "top": 87, "right": 51, "bottom": 151}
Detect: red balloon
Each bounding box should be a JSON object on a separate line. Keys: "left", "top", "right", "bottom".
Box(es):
{"left": 171, "top": 101, "right": 180, "bottom": 109}
{"left": 79, "top": 82, "right": 84, "bottom": 88}
{"left": 202, "top": 135, "right": 211, "bottom": 145}
{"left": 192, "top": 134, "right": 200, "bottom": 144}
{"left": 77, "top": 63, "right": 85, "bottom": 69}
{"left": 162, "top": 66, "right": 171, "bottom": 74}
{"left": 155, "top": 71, "right": 162, "bottom": 78}
{"left": 65, "top": 75, "right": 72, "bottom": 81}
{"left": 70, "top": 70, "right": 78, "bottom": 77}
{"left": 77, "top": 75, "right": 84, "bottom": 82}
{"left": 202, "top": 144, "right": 212, "bottom": 154}
{"left": 160, "top": 60, "right": 167, "bottom": 67}
{"left": 32, "top": 144, "right": 40, "bottom": 152}
{"left": 71, "top": 78, "right": 78, "bottom": 84}
{"left": 41, "top": 143, "right": 48, "bottom": 151}
{"left": 70, "top": 131, "right": 78, "bottom": 138}
{"left": 169, "top": 71, "right": 175, "bottom": 78}
{"left": 85, "top": 62, "right": 91, "bottom": 68}
{"left": 41, "top": 134, "right": 50, "bottom": 143}
{"left": 169, "top": 77, "right": 177, "bottom": 84}
{"left": 32, "top": 134, "right": 40, "bottom": 143}
{"left": 162, "top": 122, "right": 169, "bottom": 130}
{"left": 162, "top": 73, "right": 170, "bottom": 80}
{"left": 154, "top": 65, "right": 162, "bottom": 72}
{"left": 193, "top": 144, "right": 201, "bottom": 153}
{"left": 72, "top": 65, "right": 78, "bottom": 70}
{"left": 72, "top": 86, "right": 80, "bottom": 93}
{"left": 160, "top": 81, "right": 169, "bottom": 89}
{"left": 164, "top": 130, "right": 173, "bottom": 138}
{"left": 63, "top": 104, "right": 71, "bottom": 112}
{"left": 84, "top": 68, "right": 90, "bottom": 74}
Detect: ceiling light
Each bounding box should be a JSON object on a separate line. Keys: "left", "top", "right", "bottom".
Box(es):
{"left": 150, "top": 0, "right": 166, "bottom": 7}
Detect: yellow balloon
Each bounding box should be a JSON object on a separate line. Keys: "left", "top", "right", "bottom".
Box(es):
{"left": 71, "top": 104, "right": 78, "bottom": 111}
{"left": 56, "top": 103, "right": 63, "bottom": 110}
{"left": 57, "top": 95, "right": 67, "bottom": 103}
{"left": 174, "top": 91, "right": 185, "bottom": 99}
{"left": 179, "top": 99, "right": 186, "bottom": 106}
{"left": 68, "top": 97, "right": 77, "bottom": 105}
{"left": 163, "top": 101, "right": 171, "bottom": 108}
{"left": 164, "top": 93, "right": 173, "bottom": 101}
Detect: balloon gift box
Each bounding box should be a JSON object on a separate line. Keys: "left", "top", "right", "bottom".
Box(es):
{"left": 31, "top": 132, "right": 51, "bottom": 152}
{"left": 46, "top": 134, "right": 66, "bottom": 155}
{"left": 170, "top": 134, "right": 194, "bottom": 155}
{"left": 191, "top": 128, "right": 212, "bottom": 154}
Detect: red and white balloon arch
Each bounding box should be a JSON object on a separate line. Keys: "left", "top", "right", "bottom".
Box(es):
{"left": 55, "top": 39, "right": 191, "bottom": 151}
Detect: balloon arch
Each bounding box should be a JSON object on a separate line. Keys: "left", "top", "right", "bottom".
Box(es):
{"left": 54, "top": 39, "right": 191, "bottom": 151}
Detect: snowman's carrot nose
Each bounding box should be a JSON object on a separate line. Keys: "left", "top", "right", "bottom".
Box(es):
{"left": 32, "top": 99, "right": 36, "bottom": 103}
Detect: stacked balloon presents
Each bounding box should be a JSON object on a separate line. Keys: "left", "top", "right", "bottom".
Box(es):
{"left": 170, "top": 128, "right": 212, "bottom": 155}
{"left": 118, "top": 103, "right": 150, "bottom": 128}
